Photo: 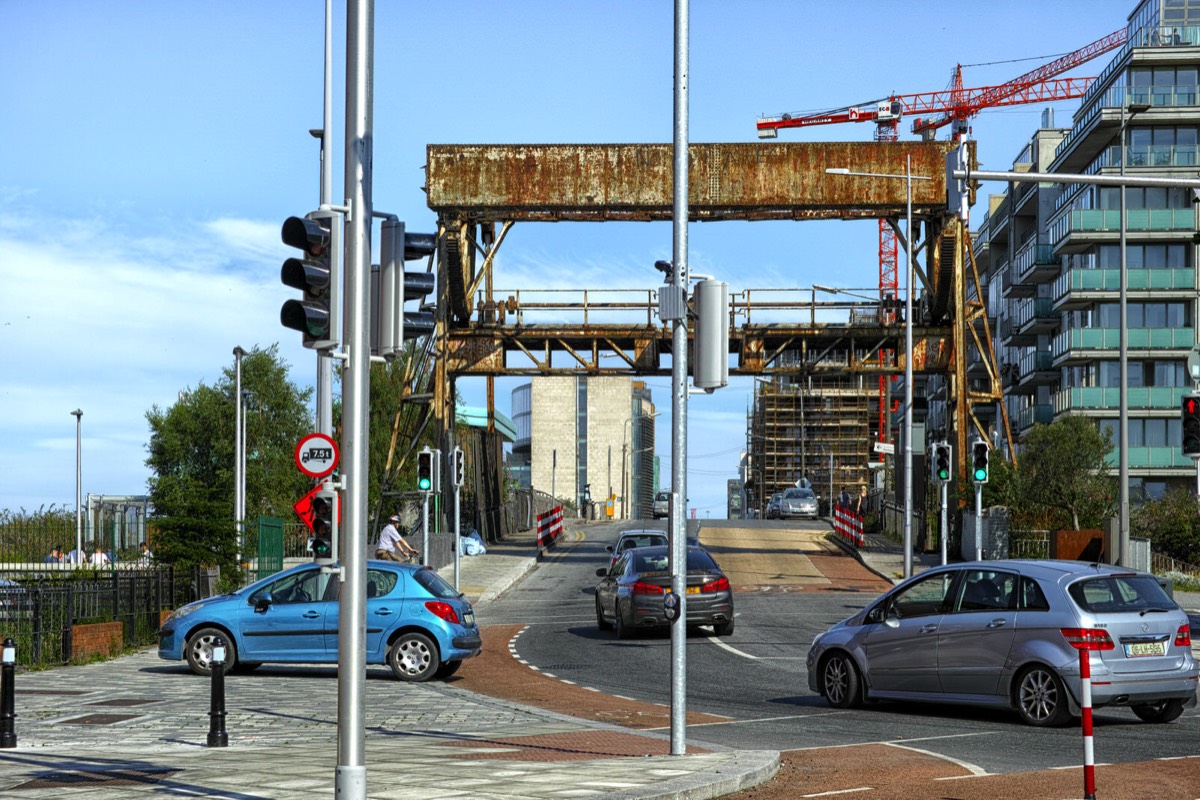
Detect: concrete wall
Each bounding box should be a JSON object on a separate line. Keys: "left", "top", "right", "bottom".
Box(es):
{"left": 530, "top": 377, "right": 577, "bottom": 505}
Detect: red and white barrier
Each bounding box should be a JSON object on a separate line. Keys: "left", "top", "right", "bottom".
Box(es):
{"left": 1080, "top": 648, "right": 1097, "bottom": 800}
{"left": 832, "top": 504, "right": 865, "bottom": 548}
{"left": 536, "top": 505, "right": 565, "bottom": 550}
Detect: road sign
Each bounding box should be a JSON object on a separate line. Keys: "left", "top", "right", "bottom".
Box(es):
{"left": 873, "top": 441, "right": 895, "bottom": 455}
{"left": 294, "top": 432, "right": 339, "bottom": 478}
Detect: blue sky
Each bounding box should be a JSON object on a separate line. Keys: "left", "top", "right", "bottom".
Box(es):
{"left": 1, "top": 0, "right": 1129, "bottom": 516}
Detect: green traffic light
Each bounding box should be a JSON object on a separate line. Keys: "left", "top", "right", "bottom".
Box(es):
{"left": 938, "top": 469, "right": 950, "bottom": 481}
{"left": 973, "top": 468, "right": 986, "bottom": 481}
{"left": 312, "top": 538, "right": 332, "bottom": 558}
{"left": 418, "top": 477, "right": 431, "bottom": 491}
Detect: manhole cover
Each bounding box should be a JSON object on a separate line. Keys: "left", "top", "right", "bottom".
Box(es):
{"left": 60, "top": 713, "right": 142, "bottom": 725}
{"left": 87, "top": 698, "right": 161, "bottom": 707}
{"left": 10, "top": 768, "right": 179, "bottom": 790}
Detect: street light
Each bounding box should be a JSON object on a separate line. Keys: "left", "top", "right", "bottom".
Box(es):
{"left": 827, "top": 160, "right": 933, "bottom": 578}
{"left": 70, "top": 409, "right": 82, "bottom": 559}
{"left": 1119, "top": 99, "right": 1150, "bottom": 567}
{"left": 233, "top": 346, "right": 246, "bottom": 575}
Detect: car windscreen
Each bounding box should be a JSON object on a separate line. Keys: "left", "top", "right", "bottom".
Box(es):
{"left": 413, "top": 567, "right": 461, "bottom": 599}
{"left": 1067, "top": 575, "right": 1175, "bottom": 614}
{"left": 620, "top": 534, "right": 666, "bottom": 550}
{"left": 655, "top": 492, "right": 670, "bottom": 502}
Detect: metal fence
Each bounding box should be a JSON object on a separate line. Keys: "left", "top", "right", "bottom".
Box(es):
{"left": 0, "top": 568, "right": 188, "bottom": 669}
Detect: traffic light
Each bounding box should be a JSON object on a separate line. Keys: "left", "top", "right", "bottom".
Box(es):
{"left": 933, "top": 442, "right": 952, "bottom": 483}
{"left": 417, "top": 449, "right": 434, "bottom": 492}
{"left": 281, "top": 211, "right": 342, "bottom": 349}
{"left": 377, "top": 219, "right": 437, "bottom": 359}
{"left": 311, "top": 482, "right": 338, "bottom": 566}
{"left": 971, "top": 439, "right": 990, "bottom": 484}
{"left": 1182, "top": 393, "right": 1200, "bottom": 458}
{"left": 452, "top": 446, "right": 465, "bottom": 488}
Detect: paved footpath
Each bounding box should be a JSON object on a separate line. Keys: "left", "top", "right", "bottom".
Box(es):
{"left": 0, "top": 524, "right": 777, "bottom": 800}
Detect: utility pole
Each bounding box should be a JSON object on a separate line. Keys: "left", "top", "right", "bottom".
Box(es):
{"left": 314, "top": 0, "right": 335, "bottom": 438}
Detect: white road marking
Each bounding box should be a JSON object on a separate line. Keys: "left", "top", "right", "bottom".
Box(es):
{"left": 885, "top": 741, "right": 990, "bottom": 777}
{"left": 789, "top": 731, "right": 996, "bottom": 752}
{"left": 800, "top": 788, "right": 874, "bottom": 797}
{"left": 705, "top": 636, "right": 760, "bottom": 659}
{"left": 642, "top": 711, "right": 838, "bottom": 730}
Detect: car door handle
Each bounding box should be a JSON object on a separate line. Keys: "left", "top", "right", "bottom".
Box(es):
{"left": 986, "top": 618, "right": 1008, "bottom": 628}
{"left": 302, "top": 611, "right": 320, "bottom": 619}
{"left": 921, "top": 624, "right": 938, "bottom": 634}
{"left": 374, "top": 608, "right": 395, "bottom": 616}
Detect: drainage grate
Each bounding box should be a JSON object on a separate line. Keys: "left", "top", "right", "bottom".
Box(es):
{"left": 60, "top": 713, "right": 142, "bottom": 725}
{"left": 87, "top": 698, "right": 162, "bottom": 707}
{"left": 10, "top": 768, "right": 179, "bottom": 790}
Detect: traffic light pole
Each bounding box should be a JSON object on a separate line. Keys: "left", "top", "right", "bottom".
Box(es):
{"left": 421, "top": 490, "right": 430, "bottom": 565}
{"left": 940, "top": 482, "right": 948, "bottom": 566}
{"left": 315, "top": 0, "right": 334, "bottom": 439}
{"left": 974, "top": 483, "right": 982, "bottom": 561}
{"left": 335, "top": 1, "right": 371, "bottom": 797}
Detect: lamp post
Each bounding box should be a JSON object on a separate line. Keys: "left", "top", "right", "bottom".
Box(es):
{"left": 70, "top": 409, "right": 82, "bottom": 559}
{"left": 232, "top": 346, "right": 246, "bottom": 574}
{"left": 1119, "top": 99, "right": 1150, "bottom": 567}
{"left": 827, "top": 161, "right": 932, "bottom": 578}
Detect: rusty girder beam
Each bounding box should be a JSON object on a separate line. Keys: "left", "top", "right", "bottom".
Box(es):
{"left": 426, "top": 142, "right": 965, "bottom": 222}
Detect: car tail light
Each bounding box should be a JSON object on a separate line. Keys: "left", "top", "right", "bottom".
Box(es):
{"left": 1175, "top": 624, "right": 1192, "bottom": 648}
{"left": 702, "top": 577, "right": 730, "bottom": 593}
{"left": 1060, "top": 628, "right": 1115, "bottom": 651}
{"left": 632, "top": 581, "right": 664, "bottom": 596}
{"left": 424, "top": 601, "right": 460, "bottom": 625}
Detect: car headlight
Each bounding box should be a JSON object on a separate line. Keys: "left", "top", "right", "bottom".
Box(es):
{"left": 165, "top": 604, "right": 201, "bottom": 624}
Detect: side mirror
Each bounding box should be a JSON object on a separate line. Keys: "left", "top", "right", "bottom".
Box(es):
{"left": 253, "top": 592, "right": 274, "bottom": 613}
{"left": 595, "top": 567, "right": 608, "bottom": 577}
{"left": 605, "top": 545, "right": 614, "bottom": 552}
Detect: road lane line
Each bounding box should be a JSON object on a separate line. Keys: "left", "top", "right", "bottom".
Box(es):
{"left": 705, "top": 635, "right": 760, "bottom": 659}
{"left": 788, "top": 731, "right": 996, "bottom": 751}
{"left": 641, "top": 711, "right": 845, "bottom": 730}
{"left": 800, "top": 788, "right": 874, "bottom": 797}
{"left": 884, "top": 741, "right": 990, "bottom": 777}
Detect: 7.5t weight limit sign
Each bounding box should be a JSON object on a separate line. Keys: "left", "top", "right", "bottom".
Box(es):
{"left": 295, "top": 432, "right": 339, "bottom": 479}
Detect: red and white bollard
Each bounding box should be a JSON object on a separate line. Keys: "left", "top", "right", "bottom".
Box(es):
{"left": 1079, "top": 648, "right": 1096, "bottom": 800}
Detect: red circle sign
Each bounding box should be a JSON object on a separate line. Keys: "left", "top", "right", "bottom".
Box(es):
{"left": 294, "top": 433, "right": 339, "bottom": 478}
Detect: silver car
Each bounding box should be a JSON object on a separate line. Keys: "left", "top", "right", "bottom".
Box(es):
{"left": 807, "top": 560, "right": 1197, "bottom": 726}
{"left": 652, "top": 491, "right": 670, "bottom": 519}
{"left": 780, "top": 487, "right": 818, "bottom": 519}
{"left": 595, "top": 545, "right": 734, "bottom": 638}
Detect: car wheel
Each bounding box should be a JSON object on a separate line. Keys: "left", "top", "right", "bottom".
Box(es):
{"left": 185, "top": 627, "right": 236, "bottom": 677}
{"left": 615, "top": 602, "right": 633, "bottom": 640}
{"left": 596, "top": 596, "right": 613, "bottom": 631}
{"left": 821, "top": 652, "right": 862, "bottom": 709}
{"left": 1015, "top": 665, "right": 1072, "bottom": 727}
{"left": 1131, "top": 699, "right": 1185, "bottom": 723}
{"left": 434, "top": 659, "right": 463, "bottom": 680}
{"left": 713, "top": 618, "right": 735, "bottom": 637}
{"left": 388, "top": 632, "right": 441, "bottom": 681}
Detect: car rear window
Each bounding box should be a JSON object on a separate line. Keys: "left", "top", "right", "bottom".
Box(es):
{"left": 620, "top": 534, "right": 666, "bottom": 551}
{"left": 1067, "top": 575, "right": 1174, "bottom": 614}
{"left": 413, "top": 567, "right": 461, "bottom": 599}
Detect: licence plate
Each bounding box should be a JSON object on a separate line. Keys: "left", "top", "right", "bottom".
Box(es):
{"left": 1125, "top": 641, "right": 1166, "bottom": 657}
{"left": 463, "top": 611, "right": 475, "bottom": 627}
{"left": 685, "top": 586, "right": 700, "bottom": 595}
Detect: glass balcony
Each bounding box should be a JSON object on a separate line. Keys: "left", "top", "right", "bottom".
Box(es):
{"left": 1053, "top": 326, "right": 1195, "bottom": 361}
{"left": 1058, "top": 69, "right": 1200, "bottom": 161}
{"left": 1017, "top": 403, "right": 1054, "bottom": 431}
{"left": 1106, "top": 144, "right": 1200, "bottom": 169}
{"left": 1103, "top": 446, "right": 1197, "bottom": 469}
{"left": 1070, "top": 208, "right": 1194, "bottom": 232}
{"left": 1054, "top": 386, "right": 1186, "bottom": 413}
{"left": 1052, "top": 268, "right": 1195, "bottom": 307}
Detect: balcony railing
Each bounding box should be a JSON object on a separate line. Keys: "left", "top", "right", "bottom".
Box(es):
{"left": 1052, "top": 208, "right": 1195, "bottom": 244}
{"left": 1105, "top": 143, "right": 1200, "bottom": 169}
{"left": 1052, "top": 267, "right": 1195, "bottom": 301}
{"left": 1013, "top": 297, "right": 1056, "bottom": 329}
{"left": 1052, "top": 326, "right": 1195, "bottom": 358}
{"left": 1017, "top": 403, "right": 1054, "bottom": 430}
{"left": 1013, "top": 239, "right": 1057, "bottom": 278}
{"left": 1103, "top": 446, "right": 1197, "bottom": 469}
{"left": 1018, "top": 349, "right": 1054, "bottom": 377}
{"left": 1054, "top": 385, "right": 1187, "bottom": 413}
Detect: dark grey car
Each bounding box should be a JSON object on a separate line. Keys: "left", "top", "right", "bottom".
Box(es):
{"left": 807, "top": 560, "right": 1198, "bottom": 726}
{"left": 595, "top": 545, "right": 734, "bottom": 638}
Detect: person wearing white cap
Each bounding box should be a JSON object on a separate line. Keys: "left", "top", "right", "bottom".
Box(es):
{"left": 375, "top": 513, "right": 419, "bottom": 562}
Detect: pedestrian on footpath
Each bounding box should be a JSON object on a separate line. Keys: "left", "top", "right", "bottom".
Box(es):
{"left": 375, "top": 514, "right": 419, "bottom": 562}
{"left": 837, "top": 487, "right": 851, "bottom": 510}
{"left": 856, "top": 485, "right": 868, "bottom": 516}
{"left": 90, "top": 544, "right": 110, "bottom": 568}
{"left": 44, "top": 545, "right": 62, "bottom": 563}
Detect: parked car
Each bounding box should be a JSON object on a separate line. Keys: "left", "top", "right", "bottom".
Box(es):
{"left": 606, "top": 528, "right": 700, "bottom": 567}
{"left": 159, "top": 561, "right": 481, "bottom": 681}
{"left": 807, "top": 560, "right": 1197, "bottom": 726}
{"left": 0, "top": 577, "right": 27, "bottom": 621}
{"left": 779, "top": 487, "right": 819, "bottom": 519}
{"left": 652, "top": 491, "right": 670, "bottom": 519}
{"left": 595, "top": 545, "right": 734, "bottom": 637}
{"left": 766, "top": 493, "right": 784, "bottom": 519}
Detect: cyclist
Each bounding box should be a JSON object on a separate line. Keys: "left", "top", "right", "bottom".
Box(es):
{"left": 375, "top": 514, "right": 420, "bottom": 563}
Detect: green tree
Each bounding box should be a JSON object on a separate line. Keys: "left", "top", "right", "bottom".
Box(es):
{"left": 1131, "top": 486, "right": 1200, "bottom": 563}
{"left": 1002, "top": 416, "right": 1116, "bottom": 531}
{"left": 145, "top": 345, "right": 312, "bottom": 582}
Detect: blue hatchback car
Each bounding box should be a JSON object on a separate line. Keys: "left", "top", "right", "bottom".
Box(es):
{"left": 158, "top": 561, "right": 481, "bottom": 681}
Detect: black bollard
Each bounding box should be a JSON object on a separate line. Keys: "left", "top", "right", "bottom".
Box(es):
{"left": 206, "top": 635, "right": 229, "bottom": 747}
{"left": 1, "top": 637, "right": 16, "bottom": 749}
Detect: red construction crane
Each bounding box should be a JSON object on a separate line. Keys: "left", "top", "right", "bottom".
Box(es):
{"left": 757, "top": 27, "right": 1126, "bottom": 139}
{"left": 757, "top": 27, "right": 1127, "bottom": 443}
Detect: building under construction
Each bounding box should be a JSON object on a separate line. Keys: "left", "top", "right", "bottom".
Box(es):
{"left": 747, "top": 368, "right": 880, "bottom": 514}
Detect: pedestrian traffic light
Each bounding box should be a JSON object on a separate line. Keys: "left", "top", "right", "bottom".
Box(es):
{"left": 452, "top": 446, "right": 465, "bottom": 488}
{"left": 310, "top": 482, "right": 338, "bottom": 566}
{"left": 933, "top": 442, "right": 952, "bottom": 483}
{"left": 377, "top": 219, "right": 437, "bottom": 359}
{"left": 281, "top": 211, "right": 343, "bottom": 349}
{"left": 417, "top": 449, "right": 434, "bottom": 492}
{"left": 1182, "top": 393, "right": 1200, "bottom": 458}
{"left": 971, "top": 439, "right": 989, "bottom": 484}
